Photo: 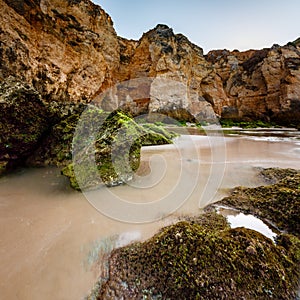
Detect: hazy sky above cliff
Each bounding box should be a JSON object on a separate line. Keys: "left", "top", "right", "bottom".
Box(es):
{"left": 94, "top": 0, "right": 300, "bottom": 53}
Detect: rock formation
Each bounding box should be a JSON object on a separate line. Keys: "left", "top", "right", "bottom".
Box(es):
{"left": 1, "top": 0, "right": 300, "bottom": 177}
{"left": 97, "top": 211, "right": 300, "bottom": 299}
{"left": 206, "top": 43, "right": 300, "bottom": 125}
{"left": 1, "top": 0, "right": 300, "bottom": 126}
{"left": 60, "top": 109, "right": 176, "bottom": 189}
{"left": 218, "top": 168, "right": 300, "bottom": 238}
{"left": 0, "top": 78, "right": 50, "bottom": 174}
{"left": 1, "top": 0, "right": 119, "bottom": 103}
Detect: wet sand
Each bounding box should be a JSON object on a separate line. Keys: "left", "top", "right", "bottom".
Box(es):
{"left": 0, "top": 134, "right": 299, "bottom": 299}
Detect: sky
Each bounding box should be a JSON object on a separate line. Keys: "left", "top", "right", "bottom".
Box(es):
{"left": 93, "top": 0, "right": 300, "bottom": 53}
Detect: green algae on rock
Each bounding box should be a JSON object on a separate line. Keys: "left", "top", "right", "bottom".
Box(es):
{"left": 61, "top": 108, "right": 176, "bottom": 190}
{"left": 218, "top": 168, "right": 300, "bottom": 238}
{"left": 258, "top": 167, "right": 299, "bottom": 184}
{"left": 97, "top": 212, "right": 300, "bottom": 299}
{"left": 140, "top": 123, "right": 178, "bottom": 146}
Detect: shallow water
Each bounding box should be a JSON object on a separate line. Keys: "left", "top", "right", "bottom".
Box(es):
{"left": 0, "top": 133, "right": 300, "bottom": 299}
{"left": 216, "top": 206, "right": 278, "bottom": 241}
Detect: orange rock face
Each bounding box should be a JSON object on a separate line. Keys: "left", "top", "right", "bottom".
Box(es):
{"left": 1, "top": 0, "right": 119, "bottom": 103}
{"left": 1, "top": 0, "right": 300, "bottom": 125}
{"left": 207, "top": 44, "right": 300, "bottom": 125}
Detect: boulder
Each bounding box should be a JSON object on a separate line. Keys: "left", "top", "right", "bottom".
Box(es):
{"left": 97, "top": 212, "right": 300, "bottom": 299}
{"left": 0, "top": 77, "right": 49, "bottom": 173}
{"left": 61, "top": 109, "right": 175, "bottom": 190}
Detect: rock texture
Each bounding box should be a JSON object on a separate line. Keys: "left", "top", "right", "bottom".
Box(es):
{"left": 0, "top": 78, "right": 50, "bottom": 173}
{"left": 1, "top": 0, "right": 118, "bottom": 103}
{"left": 97, "top": 212, "right": 300, "bottom": 299}
{"left": 1, "top": 0, "right": 300, "bottom": 126}
{"left": 206, "top": 43, "right": 300, "bottom": 125}
{"left": 1, "top": 0, "right": 300, "bottom": 177}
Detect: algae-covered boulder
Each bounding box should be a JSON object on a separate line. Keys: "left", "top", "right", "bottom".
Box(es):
{"left": 0, "top": 77, "right": 49, "bottom": 174}
{"left": 219, "top": 168, "right": 300, "bottom": 237}
{"left": 97, "top": 212, "right": 300, "bottom": 299}
{"left": 140, "top": 123, "right": 177, "bottom": 146}
{"left": 62, "top": 108, "right": 175, "bottom": 190}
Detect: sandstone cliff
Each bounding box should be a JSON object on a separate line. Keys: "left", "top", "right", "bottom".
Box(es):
{"left": 206, "top": 43, "right": 300, "bottom": 125}
{"left": 107, "top": 24, "right": 228, "bottom": 122}
{"left": 1, "top": 0, "right": 300, "bottom": 126}
{"left": 1, "top": 0, "right": 119, "bottom": 103}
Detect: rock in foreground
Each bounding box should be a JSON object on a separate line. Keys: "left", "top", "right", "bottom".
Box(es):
{"left": 218, "top": 168, "right": 300, "bottom": 237}
{"left": 62, "top": 109, "right": 176, "bottom": 190}
{"left": 96, "top": 212, "right": 300, "bottom": 299}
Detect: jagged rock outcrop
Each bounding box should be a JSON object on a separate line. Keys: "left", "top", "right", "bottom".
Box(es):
{"left": 1, "top": 0, "right": 300, "bottom": 126}
{"left": 1, "top": 0, "right": 119, "bottom": 103}
{"left": 105, "top": 25, "right": 228, "bottom": 122}
{"left": 206, "top": 43, "right": 300, "bottom": 126}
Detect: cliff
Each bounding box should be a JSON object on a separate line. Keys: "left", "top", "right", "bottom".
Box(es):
{"left": 1, "top": 0, "right": 300, "bottom": 125}
{"left": 206, "top": 44, "right": 300, "bottom": 125}
{"left": 1, "top": 0, "right": 119, "bottom": 103}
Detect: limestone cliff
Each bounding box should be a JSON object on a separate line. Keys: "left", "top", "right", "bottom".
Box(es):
{"left": 108, "top": 25, "right": 228, "bottom": 122}
{"left": 1, "top": 0, "right": 299, "bottom": 126}
{"left": 1, "top": 0, "right": 119, "bottom": 103}
{"left": 206, "top": 43, "right": 300, "bottom": 125}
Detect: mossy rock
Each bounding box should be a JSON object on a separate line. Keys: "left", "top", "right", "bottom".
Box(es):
{"left": 218, "top": 168, "right": 300, "bottom": 238}
{"left": 258, "top": 167, "right": 299, "bottom": 184}
{"left": 98, "top": 212, "right": 300, "bottom": 299}
{"left": 0, "top": 77, "right": 50, "bottom": 173}
{"left": 140, "top": 123, "right": 178, "bottom": 146}
{"left": 62, "top": 109, "right": 175, "bottom": 190}
{"left": 27, "top": 112, "right": 84, "bottom": 167}
{"left": 28, "top": 106, "right": 176, "bottom": 178}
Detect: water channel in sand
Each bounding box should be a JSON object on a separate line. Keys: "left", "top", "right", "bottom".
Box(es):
{"left": 0, "top": 131, "right": 300, "bottom": 299}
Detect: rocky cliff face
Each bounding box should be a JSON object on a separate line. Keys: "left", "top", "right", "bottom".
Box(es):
{"left": 1, "top": 0, "right": 119, "bottom": 103}
{"left": 108, "top": 25, "right": 228, "bottom": 122}
{"left": 1, "top": 0, "right": 300, "bottom": 126}
{"left": 206, "top": 43, "right": 300, "bottom": 125}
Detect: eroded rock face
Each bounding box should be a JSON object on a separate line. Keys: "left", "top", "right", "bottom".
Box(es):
{"left": 1, "top": 0, "right": 119, "bottom": 103}
{"left": 1, "top": 0, "right": 300, "bottom": 126}
{"left": 206, "top": 43, "right": 300, "bottom": 126}
{"left": 105, "top": 25, "right": 227, "bottom": 122}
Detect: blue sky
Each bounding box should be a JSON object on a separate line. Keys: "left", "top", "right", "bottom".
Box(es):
{"left": 93, "top": 0, "right": 300, "bottom": 53}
